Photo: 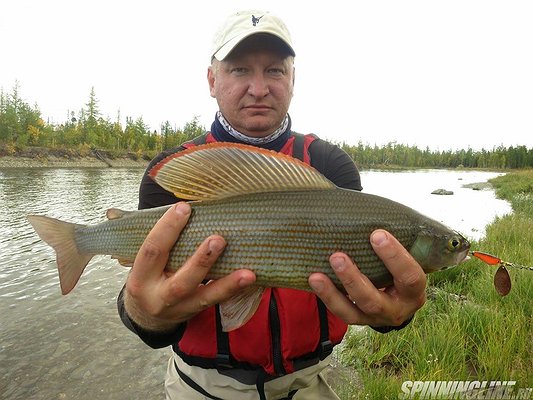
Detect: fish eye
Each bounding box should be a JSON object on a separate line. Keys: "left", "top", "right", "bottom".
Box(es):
{"left": 447, "top": 237, "right": 462, "bottom": 251}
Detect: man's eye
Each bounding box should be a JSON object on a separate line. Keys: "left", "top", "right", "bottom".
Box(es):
{"left": 231, "top": 67, "right": 247, "bottom": 74}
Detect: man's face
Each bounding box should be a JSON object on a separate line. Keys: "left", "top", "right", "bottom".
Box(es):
{"left": 208, "top": 41, "right": 294, "bottom": 138}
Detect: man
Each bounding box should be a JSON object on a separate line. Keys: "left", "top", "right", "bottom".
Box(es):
{"left": 118, "top": 10, "right": 426, "bottom": 400}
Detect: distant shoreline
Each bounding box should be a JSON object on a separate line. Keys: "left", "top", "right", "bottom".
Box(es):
{"left": 0, "top": 149, "right": 149, "bottom": 169}
{"left": 0, "top": 146, "right": 511, "bottom": 173}
{"left": 0, "top": 155, "right": 149, "bottom": 169}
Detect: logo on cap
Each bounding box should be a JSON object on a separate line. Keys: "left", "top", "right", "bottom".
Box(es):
{"left": 251, "top": 15, "right": 263, "bottom": 26}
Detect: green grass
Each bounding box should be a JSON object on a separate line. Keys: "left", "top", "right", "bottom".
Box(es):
{"left": 339, "top": 169, "right": 533, "bottom": 399}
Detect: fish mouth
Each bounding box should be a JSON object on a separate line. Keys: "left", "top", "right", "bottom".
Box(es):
{"left": 457, "top": 244, "right": 471, "bottom": 264}
{"left": 455, "top": 236, "right": 471, "bottom": 264}
{"left": 433, "top": 249, "right": 470, "bottom": 272}
{"left": 439, "top": 250, "right": 470, "bottom": 271}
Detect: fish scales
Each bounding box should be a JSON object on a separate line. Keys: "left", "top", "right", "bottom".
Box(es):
{"left": 75, "top": 188, "right": 431, "bottom": 290}
{"left": 209, "top": 191, "right": 417, "bottom": 288}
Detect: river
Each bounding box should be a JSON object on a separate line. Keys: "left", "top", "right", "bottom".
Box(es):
{"left": 0, "top": 168, "right": 511, "bottom": 399}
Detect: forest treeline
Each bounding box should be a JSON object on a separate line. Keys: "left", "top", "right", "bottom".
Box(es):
{"left": 340, "top": 141, "right": 533, "bottom": 169}
{"left": 1, "top": 85, "right": 532, "bottom": 169}
{"left": 0, "top": 85, "right": 204, "bottom": 158}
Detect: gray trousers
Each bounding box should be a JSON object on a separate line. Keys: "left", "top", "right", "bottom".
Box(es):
{"left": 165, "top": 352, "right": 340, "bottom": 400}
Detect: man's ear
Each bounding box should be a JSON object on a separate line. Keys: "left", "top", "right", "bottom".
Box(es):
{"left": 292, "top": 66, "right": 296, "bottom": 87}
{"left": 207, "top": 66, "right": 216, "bottom": 98}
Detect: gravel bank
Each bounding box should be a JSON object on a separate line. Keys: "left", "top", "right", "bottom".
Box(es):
{"left": 0, "top": 155, "right": 149, "bottom": 169}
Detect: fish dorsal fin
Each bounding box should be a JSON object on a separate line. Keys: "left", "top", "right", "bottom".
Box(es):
{"left": 149, "top": 142, "right": 335, "bottom": 200}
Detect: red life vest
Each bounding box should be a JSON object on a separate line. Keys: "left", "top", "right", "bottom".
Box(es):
{"left": 176, "top": 132, "right": 348, "bottom": 376}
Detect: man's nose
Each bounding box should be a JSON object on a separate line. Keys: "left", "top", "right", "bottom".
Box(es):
{"left": 247, "top": 74, "right": 270, "bottom": 97}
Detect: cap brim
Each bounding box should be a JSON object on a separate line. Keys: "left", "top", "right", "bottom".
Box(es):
{"left": 213, "top": 31, "right": 295, "bottom": 61}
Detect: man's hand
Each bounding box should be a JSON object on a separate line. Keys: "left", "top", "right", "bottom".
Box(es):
{"left": 124, "top": 202, "right": 256, "bottom": 332}
{"left": 308, "top": 229, "right": 426, "bottom": 327}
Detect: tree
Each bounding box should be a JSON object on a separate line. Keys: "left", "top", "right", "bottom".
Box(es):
{"left": 0, "top": 82, "right": 45, "bottom": 147}
{"left": 183, "top": 116, "right": 205, "bottom": 141}
{"left": 81, "top": 87, "right": 100, "bottom": 145}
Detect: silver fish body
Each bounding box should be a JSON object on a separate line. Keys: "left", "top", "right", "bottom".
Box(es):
{"left": 28, "top": 143, "right": 470, "bottom": 299}
{"left": 71, "top": 188, "right": 470, "bottom": 291}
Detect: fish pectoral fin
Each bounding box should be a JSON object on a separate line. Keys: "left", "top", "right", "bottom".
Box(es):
{"left": 149, "top": 142, "right": 336, "bottom": 201}
{"left": 219, "top": 286, "right": 265, "bottom": 332}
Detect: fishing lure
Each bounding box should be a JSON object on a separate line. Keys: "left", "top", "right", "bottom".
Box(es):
{"left": 471, "top": 251, "right": 533, "bottom": 296}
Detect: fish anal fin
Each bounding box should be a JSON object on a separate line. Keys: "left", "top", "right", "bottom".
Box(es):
{"left": 219, "top": 286, "right": 265, "bottom": 332}
{"left": 149, "top": 142, "right": 335, "bottom": 201}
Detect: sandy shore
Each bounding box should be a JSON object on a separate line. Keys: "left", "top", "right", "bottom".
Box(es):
{"left": 0, "top": 155, "right": 149, "bottom": 169}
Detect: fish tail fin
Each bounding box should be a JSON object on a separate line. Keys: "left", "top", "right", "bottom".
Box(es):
{"left": 27, "top": 215, "right": 93, "bottom": 295}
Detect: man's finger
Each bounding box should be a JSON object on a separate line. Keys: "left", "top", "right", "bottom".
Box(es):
{"left": 130, "top": 202, "right": 191, "bottom": 283}
{"left": 309, "top": 272, "right": 365, "bottom": 323}
{"left": 370, "top": 229, "right": 426, "bottom": 296}
{"left": 173, "top": 269, "right": 257, "bottom": 315}
{"left": 162, "top": 235, "right": 228, "bottom": 302}
{"left": 329, "top": 253, "right": 398, "bottom": 318}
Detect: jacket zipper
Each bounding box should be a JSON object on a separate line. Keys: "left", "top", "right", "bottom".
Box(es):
{"left": 269, "top": 291, "right": 286, "bottom": 376}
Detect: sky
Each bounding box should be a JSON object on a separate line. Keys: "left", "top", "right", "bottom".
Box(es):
{"left": 1, "top": 0, "right": 532, "bottom": 151}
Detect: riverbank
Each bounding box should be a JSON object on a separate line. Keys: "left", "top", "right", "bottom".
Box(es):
{"left": 0, "top": 155, "right": 149, "bottom": 169}
{"left": 0, "top": 147, "right": 150, "bottom": 169}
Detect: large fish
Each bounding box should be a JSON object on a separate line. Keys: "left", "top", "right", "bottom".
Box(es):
{"left": 28, "top": 143, "right": 470, "bottom": 330}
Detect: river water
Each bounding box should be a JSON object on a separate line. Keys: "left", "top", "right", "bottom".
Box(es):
{"left": 0, "top": 168, "right": 511, "bottom": 399}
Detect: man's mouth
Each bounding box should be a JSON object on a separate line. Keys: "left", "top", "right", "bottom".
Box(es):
{"left": 244, "top": 105, "right": 271, "bottom": 111}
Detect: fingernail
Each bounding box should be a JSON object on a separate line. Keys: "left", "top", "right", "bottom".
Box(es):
{"left": 309, "top": 280, "right": 324, "bottom": 293}
{"left": 208, "top": 238, "right": 225, "bottom": 253}
{"left": 175, "top": 202, "right": 190, "bottom": 216}
{"left": 330, "top": 256, "right": 346, "bottom": 272}
{"left": 371, "top": 230, "right": 388, "bottom": 246}
{"left": 238, "top": 275, "right": 254, "bottom": 287}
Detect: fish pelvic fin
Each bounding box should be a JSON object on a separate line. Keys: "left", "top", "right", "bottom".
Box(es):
{"left": 219, "top": 286, "right": 265, "bottom": 332}
{"left": 112, "top": 256, "right": 135, "bottom": 267}
{"left": 27, "top": 215, "right": 92, "bottom": 295}
{"left": 149, "top": 142, "right": 336, "bottom": 201}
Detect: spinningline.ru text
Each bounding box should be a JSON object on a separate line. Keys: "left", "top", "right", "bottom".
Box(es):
{"left": 398, "top": 380, "right": 533, "bottom": 399}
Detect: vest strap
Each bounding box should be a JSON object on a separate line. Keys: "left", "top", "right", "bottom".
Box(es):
{"left": 175, "top": 359, "right": 299, "bottom": 399}
{"left": 174, "top": 360, "right": 223, "bottom": 400}
{"left": 215, "top": 304, "right": 232, "bottom": 369}
{"left": 292, "top": 132, "right": 306, "bottom": 161}
{"left": 191, "top": 133, "right": 209, "bottom": 146}
{"left": 317, "top": 298, "right": 333, "bottom": 360}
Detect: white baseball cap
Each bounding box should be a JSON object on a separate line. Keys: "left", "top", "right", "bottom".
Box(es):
{"left": 211, "top": 10, "right": 295, "bottom": 61}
